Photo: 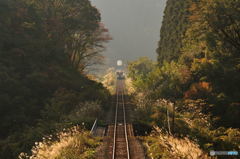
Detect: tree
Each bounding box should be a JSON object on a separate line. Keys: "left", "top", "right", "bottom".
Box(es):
{"left": 67, "top": 23, "right": 112, "bottom": 72}
{"left": 0, "top": 0, "right": 110, "bottom": 158}
{"left": 127, "top": 57, "right": 156, "bottom": 92}
{"left": 146, "top": 61, "right": 191, "bottom": 100}
{"left": 163, "top": 0, "right": 240, "bottom": 128}
{"left": 157, "top": 0, "right": 193, "bottom": 64}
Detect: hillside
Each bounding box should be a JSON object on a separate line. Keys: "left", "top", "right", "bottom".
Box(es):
{"left": 157, "top": 0, "right": 192, "bottom": 63}
{"left": 128, "top": 0, "right": 240, "bottom": 158}
{"left": 0, "top": 0, "right": 110, "bottom": 158}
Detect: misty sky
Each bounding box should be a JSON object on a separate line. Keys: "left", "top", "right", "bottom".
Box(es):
{"left": 90, "top": 0, "right": 167, "bottom": 67}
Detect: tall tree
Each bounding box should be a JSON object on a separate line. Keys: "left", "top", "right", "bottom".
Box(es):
{"left": 157, "top": 0, "right": 193, "bottom": 64}
{"left": 0, "top": 0, "right": 110, "bottom": 158}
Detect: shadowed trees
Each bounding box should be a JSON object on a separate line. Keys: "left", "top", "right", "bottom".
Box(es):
{"left": 0, "top": 0, "right": 110, "bottom": 158}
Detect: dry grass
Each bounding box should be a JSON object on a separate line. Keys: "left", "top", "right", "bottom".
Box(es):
{"left": 125, "top": 77, "right": 135, "bottom": 94}
{"left": 143, "top": 126, "right": 213, "bottom": 159}
{"left": 18, "top": 126, "right": 100, "bottom": 159}
{"left": 101, "top": 68, "right": 116, "bottom": 94}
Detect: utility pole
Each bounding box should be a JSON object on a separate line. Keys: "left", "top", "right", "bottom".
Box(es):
{"left": 167, "top": 109, "right": 171, "bottom": 134}
{"left": 172, "top": 102, "right": 175, "bottom": 135}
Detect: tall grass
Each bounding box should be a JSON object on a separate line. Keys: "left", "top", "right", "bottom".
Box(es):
{"left": 101, "top": 68, "right": 116, "bottom": 94}
{"left": 143, "top": 127, "right": 213, "bottom": 159}
{"left": 18, "top": 126, "right": 101, "bottom": 159}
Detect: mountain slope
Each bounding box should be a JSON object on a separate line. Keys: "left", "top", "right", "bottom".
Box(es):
{"left": 157, "top": 0, "right": 193, "bottom": 63}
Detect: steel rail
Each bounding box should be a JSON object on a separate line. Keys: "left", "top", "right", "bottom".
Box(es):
{"left": 112, "top": 83, "right": 119, "bottom": 159}
{"left": 122, "top": 82, "right": 130, "bottom": 159}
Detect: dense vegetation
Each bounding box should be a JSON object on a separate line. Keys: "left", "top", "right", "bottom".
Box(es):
{"left": 157, "top": 0, "right": 192, "bottom": 63}
{"left": 19, "top": 126, "right": 101, "bottom": 159}
{"left": 158, "top": 0, "right": 240, "bottom": 128}
{"left": 0, "top": 0, "right": 110, "bottom": 158}
{"left": 128, "top": 0, "right": 240, "bottom": 158}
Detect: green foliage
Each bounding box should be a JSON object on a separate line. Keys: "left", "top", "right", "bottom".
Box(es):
{"left": 128, "top": 57, "right": 156, "bottom": 80}
{"left": 129, "top": 0, "right": 240, "bottom": 156}
{"left": 181, "top": 0, "right": 240, "bottom": 128}
{"left": 146, "top": 61, "right": 191, "bottom": 100}
{"left": 157, "top": 0, "right": 193, "bottom": 63}
{"left": 155, "top": 0, "right": 240, "bottom": 128}
{"left": 127, "top": 57, "right": 156, "bottom": 92}
{"left": 134, "top": 98, "right": 240, "bottom": 155}
{"left": 0, "top": 0, "right": 110, "bottom": 158}
{"left": 127, "top": 58, "right": 191, "bottom": 100}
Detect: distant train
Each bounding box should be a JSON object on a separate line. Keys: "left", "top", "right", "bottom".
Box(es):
{"left": 116, "top": 70, "right": 125, "bottom": 80}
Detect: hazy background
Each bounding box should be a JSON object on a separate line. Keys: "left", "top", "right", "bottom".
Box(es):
{"left": 90, "top": 0, "right": 167, "bottom": 68}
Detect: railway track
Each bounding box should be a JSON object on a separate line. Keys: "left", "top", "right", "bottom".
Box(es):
{"left": 112, "top": 80, "right": 130, "bottom": 159}
{"left": 96, "top": 79, "right": 145, "bottom": 159}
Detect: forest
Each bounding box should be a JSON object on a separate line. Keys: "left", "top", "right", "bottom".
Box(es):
{"left": 128, "top": 0, "right": 240, "bottom": 158}
{"left": 0, "top": 0, "right": 110, "bottom": 158}
{"left": 0, "top": 0, "right": 240, "bottom": 158}
{"left": 155, "top": 0, "right": 240, "bottom": 128}
{"left": 157, "top": 0, "right": 191, "bottom": 63}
